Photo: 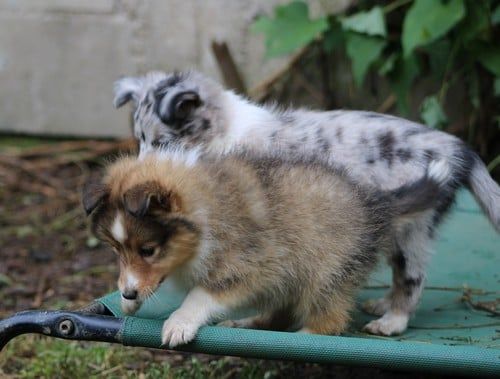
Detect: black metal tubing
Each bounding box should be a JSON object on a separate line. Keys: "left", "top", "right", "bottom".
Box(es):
{"left": 0, "top": 309, "right": 124, "bottom": 351}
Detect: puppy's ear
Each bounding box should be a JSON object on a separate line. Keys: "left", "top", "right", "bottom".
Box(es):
{"left": 158, "top": 91, "right": 201, "bottom": 124}
{"left": 82, "top": 180, "right": 108, "bottom": 215}
{"left": 123, "top": 181, "right": 181, "bottom": 218}
{"left": 113, "top": 77, "right": 143, "bottom": 108}
{"left": 172, "top": 91, "right": 201, "bottom": 120}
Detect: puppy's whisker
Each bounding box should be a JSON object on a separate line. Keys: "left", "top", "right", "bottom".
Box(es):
{"left": 143, "top": 287, "right": 161, "bottom": 308}
{"left": 151, "top": 291, "right": 162, "bottom": 307}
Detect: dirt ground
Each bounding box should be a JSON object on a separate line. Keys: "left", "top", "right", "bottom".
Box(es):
{"left": 0, "top": 137, "right": 474, "bottom": 378}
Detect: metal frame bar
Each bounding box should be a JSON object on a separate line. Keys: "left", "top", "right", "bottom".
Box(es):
{"left": 0, "top": 307, "right": 123, "bottom": 351}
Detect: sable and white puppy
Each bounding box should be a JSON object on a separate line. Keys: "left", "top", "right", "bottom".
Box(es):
{"left": 113, "top": 70, "right": 500, "bottom": 335}
{"left": 83, "top": 149, "right": 451, "bottom": 347}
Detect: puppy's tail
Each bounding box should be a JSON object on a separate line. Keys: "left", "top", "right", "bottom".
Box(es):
{"left": 467, "top": 152, "right": 500, "bottom": 232}
{"left": 390, "top": 159, "right": 452, "bottom": 216}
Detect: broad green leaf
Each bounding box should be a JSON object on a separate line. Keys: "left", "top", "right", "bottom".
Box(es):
{"left": 251, "top": 1, "right": 329, "bottom": 57}
{"left": 402, "top": 0, "right": 466, "bottom": 57}
{"left": 494, "top": 77, "right": 500, "bottom": 97}
{"left": 340, "top": 6, "right": 387, "bottom": 37}
{"left": 345, "top": 32, "right": 386, "bottom": 87}
{"left": 477, "top": 45, "right": 500, "bottom": 75}
{"left": 425, "top": 39, "right": 451, "bottom": 81}
{"left": 378, "top": 53, "right": 398, "bottom": 76}
{"left": 389, "top": 54, "right": 420, "bottom": 114}
{"left": 456, "top": 0, "right": 490, "bottom": 44}
{"left": 323, "top": 20, "right": 344, "bottom": 53}
{"left": 492, "top": 4, "right": 500, "bottom": 25}
{"left": 420, "top": 95, "right": 448, "bottom": 129}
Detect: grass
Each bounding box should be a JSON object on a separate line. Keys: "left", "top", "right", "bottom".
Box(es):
{"left": 0, "top": 336, "right": 282, "bottom": 379}
{"left": 0, "top": 135, "right": 56, "bottom": 152}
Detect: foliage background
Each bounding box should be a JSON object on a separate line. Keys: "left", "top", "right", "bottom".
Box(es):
{"left": 252, "top": 0, "right": 500, "bottom": 175}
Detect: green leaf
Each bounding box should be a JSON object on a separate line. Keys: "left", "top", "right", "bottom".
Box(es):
{"left": 340, "top": 6, "right": 387, "bottom": 37}
{"left": 424, "top": 38, "right": 451, "bottom": 81}
{"left": 345, "top": 32, "right": 386, "bottom": 87}
{"left": 323, "top": 19, "right": 344, "bottom": 53}
{"left": 494, "top": 77, "right": 500, "bottom": 97}
{"left": 251, "top": 1, "right": 329, "bottom": 57}
{"left": 476, "top": 45, "right": 500, "bottom": 75}
{"left": 420, "top": 95, "right": 448, "bottom": 129}
{"left": 389, "top": 54, "right": 420, "bottom": 114}
{"left": 456, "top": 1, "right": 490, "bottom": 44}
{"left": 492, "top": 4, "right": 500, "bottom": 25}
{"left": 378, "top": 53, "right": 398, "bottom": 76}
{"left": 402, "top": 0, "right": 466, "bottom": 57}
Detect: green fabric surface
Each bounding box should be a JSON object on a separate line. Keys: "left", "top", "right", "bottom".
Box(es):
{"left": 99, "top": 190, "right": 500, "bottom": 374}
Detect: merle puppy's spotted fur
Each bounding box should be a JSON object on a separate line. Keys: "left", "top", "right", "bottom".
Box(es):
{"left": 113, "top": 70, "right": 500, "bottom": 336}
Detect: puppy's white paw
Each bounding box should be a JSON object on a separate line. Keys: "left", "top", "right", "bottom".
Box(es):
{"left": 361, "top": 298, "right": 391, "bottom": 316}
{"left": 161, "top": 312, "right": 199, "bottom": 348}
{"left": 363, "top": 312, "right": 409, "bottom": 336}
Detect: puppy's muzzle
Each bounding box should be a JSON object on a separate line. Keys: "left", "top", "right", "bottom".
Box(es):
{"left": 122, "top": 289, "right": 138, "bottom": 300}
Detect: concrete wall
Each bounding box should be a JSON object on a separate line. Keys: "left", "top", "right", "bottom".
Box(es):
{"left": 0, "top": 0, "right": 350, "bottom": 137}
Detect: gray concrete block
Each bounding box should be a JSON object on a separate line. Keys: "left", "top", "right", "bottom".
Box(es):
{"left": 0, "top": 13, "right": 135, "bottom": 137}
{"left": 0, "top": 0, "right": 346, "bottom": 137}
{"left": 0, "top": 0, "right": 115, "bottom": 14}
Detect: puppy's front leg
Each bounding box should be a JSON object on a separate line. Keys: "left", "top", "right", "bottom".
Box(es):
{"left": 161, "top": 286, "right": 227, "bottom": 348}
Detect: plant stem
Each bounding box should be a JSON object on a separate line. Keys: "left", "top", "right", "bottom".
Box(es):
{"left": 438, "top": 40, "right": 461, "bottom": 102}
{"left": 384, "top": 0, "right": 413, "bottom": 14}
{"left": 487, "top": 154, "right": 500, "bottom": 172}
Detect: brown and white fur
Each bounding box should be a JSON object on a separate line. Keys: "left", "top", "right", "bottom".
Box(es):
{"left": 83, "top": 149, "right": 452, "bottom": 347}
{"left": 113, "top": 70, "right": 500, "bottom": 335}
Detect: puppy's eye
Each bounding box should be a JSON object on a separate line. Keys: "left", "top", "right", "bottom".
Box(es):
{"left": 139, "top": 246, "right": 156, "bottom": 258}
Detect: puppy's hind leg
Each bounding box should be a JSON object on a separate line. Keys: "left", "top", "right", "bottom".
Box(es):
{"left": 361, "top": 292, "right": 392, "bottom": 317}
{"left": 218, "top": 314, "right": 274, "bottom": 329}
{"left": 298, "top": 296, "right": 354, "bottom": 335}
{"left": 364, "top": 216, "right": 432, "bottom": 336}
{"left": 219, "top": 307, "right": 295, "bottom": 331}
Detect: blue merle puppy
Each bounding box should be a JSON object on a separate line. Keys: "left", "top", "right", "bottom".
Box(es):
{"left": 113, "top": 70, "right": 500, "bottom": 336}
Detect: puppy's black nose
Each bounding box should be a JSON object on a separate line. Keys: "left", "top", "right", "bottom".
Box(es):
{"left": 122, "top": 289, "right": 138, "bottom": 300}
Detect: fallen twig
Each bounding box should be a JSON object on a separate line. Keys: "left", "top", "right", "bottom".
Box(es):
{"left": 0, "top": 155, "right": 64, "bottom": 190}
{"left": 15, "top": 138, "right": 136, "bottom": 170}
{"left": 461, "top": 288, "right": 500, "bottom": 317}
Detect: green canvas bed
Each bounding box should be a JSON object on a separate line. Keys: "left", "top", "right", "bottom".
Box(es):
{"left": 1, "top": 191, "right": 499, "bottom": 376}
